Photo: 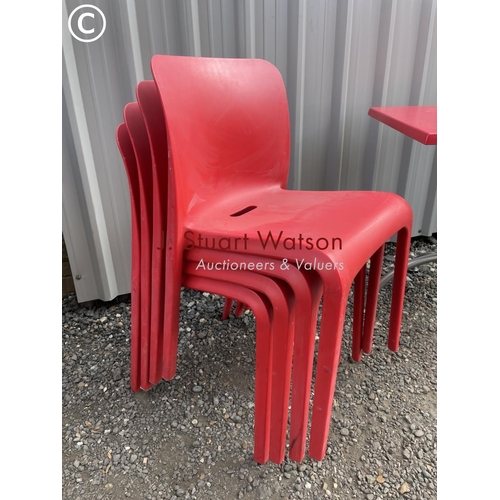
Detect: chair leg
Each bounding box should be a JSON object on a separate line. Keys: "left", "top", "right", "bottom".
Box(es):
{"left": 235, "top": 301, "right": 247, "bottom": 317}
{"left": 352, "top": 265, "right": 366, "bottom": 362}
{"left": 183, "top": 275, "right": 273, "bottom": 464}
{"left": 361, "top": 244, "right": 385, "bottom": 354}
{"left": 388, "top": 226, "right": 411, "bottom": 351}
{"left": 149, "top": 248, "right": 165, "bottom": 385}
{"left": 308, "top": 288, "right": 349, "bottom": 461}
{"left": 221, "top": 298, "right": 233, "bottom": 320}
{"left": 288, "top": 272, "right": 323, "bottom": 462}
{"left": 162, "top": 245, "right": 183, "bottom": 381}
{"left": 221, "top": 299, "right": 247, "bottom": 319}
{"left": 253, "top": 301, "right": 273, "bottom": 465}
{"left": 130, "top": 226, "right": 142, "bottom": 392}
{"left": 130, "top": 281, "right": 141, "bottom": 392}
{"left": 269, "top": 282, "right": 295, "bottom": 464}
{"left": 140, "top": 264, "right": 153, "bottom": 391}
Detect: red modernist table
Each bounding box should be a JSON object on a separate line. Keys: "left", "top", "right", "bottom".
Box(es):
{"left": 368, "top": 105, "right": 437, "bottom": 287}
{"left": 368, "top": 105, "right": 436, "bottom": 145}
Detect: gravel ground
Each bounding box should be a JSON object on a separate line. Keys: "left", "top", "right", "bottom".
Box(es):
{"left": 62, "top": 237, "right": 437, "bottom": 500}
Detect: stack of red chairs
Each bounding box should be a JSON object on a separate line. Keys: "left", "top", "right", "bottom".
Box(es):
{"left": 116, "top": 55, "right": 412, "bottom": 464}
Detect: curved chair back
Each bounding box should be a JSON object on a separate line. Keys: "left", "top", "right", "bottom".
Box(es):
{"left": 150, "top": 55, "right": 290, "bottom": 221}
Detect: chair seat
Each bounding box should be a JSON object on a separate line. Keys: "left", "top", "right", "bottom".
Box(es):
{"left": 185, "top": 187, "right": 411, "bottom": 279}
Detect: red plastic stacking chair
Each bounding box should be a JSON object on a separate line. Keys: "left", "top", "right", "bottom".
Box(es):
{"left": 134, "top": 85, "right": 325, "bottom": 461}
{"left": 120, "top": 111, "right": 302, "bottom": 463}
{"left": 117, "top": 116, "right": 286, "bottom": 463}
{"left": 136, "top": 80, "right": 390, "bottom": 462}
{"left": 121, "top": 75, "right": 404, "bottom": 462}
{"left": 135, "top": 82, "right": 168, "bottom": 385}
{"left": 125, "top": 106, "right": 333, "bottom": 463}
{"left": 119, "top": 96, "right": 386, "bottom": 462}
{"left": 137, "top": 82, "right": 321, "bottom": 460}
{"left": 124, "top": 104, "right": 154, "bottom": 391}
{"left": 116, "top": 124, "right": 142, "bottom": 393}
{"left": 151, "top": 55, "right": 413, "bottom": 461}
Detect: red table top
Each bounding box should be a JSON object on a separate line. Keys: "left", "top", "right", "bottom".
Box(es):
{"left": 368, "top": 105, "right": 437, "bottom": 145}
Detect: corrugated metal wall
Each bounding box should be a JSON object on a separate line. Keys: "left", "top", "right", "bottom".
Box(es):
{"left": 62, "top": 0, "right": 437, "bottom": 302}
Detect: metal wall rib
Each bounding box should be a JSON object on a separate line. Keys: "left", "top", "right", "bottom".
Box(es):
{"left": 63, "top": 0, "right": 437, "bottom": 302}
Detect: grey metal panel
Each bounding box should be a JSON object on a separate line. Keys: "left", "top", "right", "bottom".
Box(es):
{"left": 63, "top": 0, "right": 134, "bottom": 301}
{"left": 63, "top": 0, "right": 437, "bottom": 302}
{"left": 62, "top": 111, "right": 100, "bottom": 301}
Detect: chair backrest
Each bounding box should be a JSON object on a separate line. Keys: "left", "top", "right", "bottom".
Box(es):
{"left": 136, "top": 80, "right": 169, "bottom": 254}
{"left": 124, "top": 103, "right": 154, "bottom": 206}
{"left": 136, "top": 80, "right": 168, "bottom": 187}
{"left": 116, "top": 123, "right": 140, "bottom": 211}
{"left": 150, "top": 55, "right": 290, "bottom": 220}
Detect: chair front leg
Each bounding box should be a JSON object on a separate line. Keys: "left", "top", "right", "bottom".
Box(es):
{"left": 308, "top": 283, "right": 349, "bottom": 461}
{"left": 361, "top": 244, "right": 385, "bottom": 354}
{"left": 352, "top": 264, "right": 367, "bottom": 362}
{"left": 388, "top": 226, "right": 411, "bottom": 351}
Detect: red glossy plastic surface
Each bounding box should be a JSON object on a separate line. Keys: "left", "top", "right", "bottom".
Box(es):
{"left": 134, "top": 82, "right": 326, "bottom": 461}
{"left": 136, "top": 81, "right": 169, "bottom": 385}
{"left": 124, "top": 104, "right": 153, "bottom": 391}
{"left": 352, "top": 264, "right": 367, "bottom": 362}
{"left": 361, "top": 245, "right": 385, "bottom": 354}
{"left": 119, "top": 114, "right": 314, "bottom": 463}
{"left": 118, "top": 118, "right": 278, "bottom": 461}
{"left": 151, "top": 55, "right": 413, "bottom": 460}
{"left": 134, "top": 79, "right": 394, "bottom": 462}
{"left": 368, "top": 106, "right": 437, "bottom": 145}
{"left": 116, "top": 124, "right": 142, "bottom": 393}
